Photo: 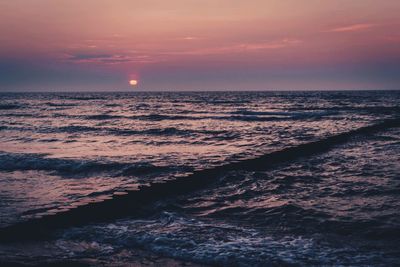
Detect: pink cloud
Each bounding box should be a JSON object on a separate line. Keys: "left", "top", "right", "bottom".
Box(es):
{"left": 327, "top": 23, "right": 376, "bottom": 33}
{"left": 163, "top": 38, "right": 302, "bottom": 56}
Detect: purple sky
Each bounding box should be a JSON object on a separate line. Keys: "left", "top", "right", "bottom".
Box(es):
{"left": 1, "top": 0, "right": 400, "bottom": 91}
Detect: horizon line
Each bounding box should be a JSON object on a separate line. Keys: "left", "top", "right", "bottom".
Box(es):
{"left": 1, "top": 88, "right": 400, "bottom": 93}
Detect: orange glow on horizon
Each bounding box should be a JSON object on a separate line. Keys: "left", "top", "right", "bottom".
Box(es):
{"left": 129, "top": 80, "right": 138, "bottom": 86}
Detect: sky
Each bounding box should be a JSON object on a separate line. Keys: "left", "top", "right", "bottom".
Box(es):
{"left": 0, "top": 0, "right": 400, "bottom": 91}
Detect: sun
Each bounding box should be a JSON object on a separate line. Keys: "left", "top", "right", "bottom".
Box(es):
{"left": 129, "top": 80, "right": 138, "bottom": 86}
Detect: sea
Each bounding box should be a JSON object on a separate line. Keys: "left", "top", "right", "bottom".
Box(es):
{"left": 0, "top": 91, "right": 399, "bottom": 266}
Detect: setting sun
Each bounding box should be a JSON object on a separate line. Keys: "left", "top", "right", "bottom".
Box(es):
{"left": 129, "top": 80, "right": 138, "bottom": 86}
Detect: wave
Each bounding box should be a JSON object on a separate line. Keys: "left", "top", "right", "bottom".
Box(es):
{"left": 84, "top": 114, "right": 124, "bottom": 120}
{"left": 287, "top": 106, "right": 400, "bottom": 112}
{"left": 0, "top": 152, "right": 174, "bottom": 176}
{"left": 85, "top": 113, "right": 332, "bottom": 122}
{"left": 66, "top": 96, "right": 107, "bottom": 100}
{"left": 231, "top": 110, "right": 339, "bottom": 120}
{"left": 45, "top": 102, "right": 77, "bottom": 107}
{"left": 82, "top": 113, "right": 203, "bottom": 121}
{"left": 132, "top": 114, "right": 202, "bottom": 121}
{"left": 84, "top": 113, "right": 296, "bottom": 122}
{"left": 132, "top": 127, "right": 228, "bottom": 136}
{"left": 62, "top": 213, "right": 329, "bottom": 266}
{"left": 0, "top": 113, "right": 45, "bottom": 118}
{"left": 0, "top": 118, "right": 399, "bottom": 241}
{"left": 56, "top": 125, "right": 99, "bottom": 133}
{"left": 0, "top": 104, "right": 22, "bottom": 110}
{"left": 232, "top": 109, "right": 337, "bottom": 116}
{"left": 47, "top": 125, "right": 228, "bottom": 138}
{"left": 0, "top": 123, "right": 229, "bottom": 139}
{"left": 46, "top": 109, "right": 349, "bottom": 123}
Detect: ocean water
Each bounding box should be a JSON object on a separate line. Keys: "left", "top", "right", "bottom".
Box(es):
{"left": 0, "top": 91, "right": 399, "bottom": 266}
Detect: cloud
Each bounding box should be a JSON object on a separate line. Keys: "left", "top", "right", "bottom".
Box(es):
{"left": 235, "top": 39, "right": 302, "bottom": 51}
{"left": 327, "top": 23, "right": 376, "bottom": 33}
{"left": 164, "top": 38, "right": 302, "bottom": 56}
{"left": 169, "top": 36, "right": 203, "bottom": 41}
{"left": 62, "top": 38, "right": 302, "bottom": 65}
{"left": 65, "top": 53, "right": 156, "bottom": 64}
{"left": 182, "top": 36, "right": 200, "bottom": 40}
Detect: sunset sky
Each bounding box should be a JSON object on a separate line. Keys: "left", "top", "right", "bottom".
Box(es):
{"left": 1, "top": 0, "right": 400, "bottom": 91}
